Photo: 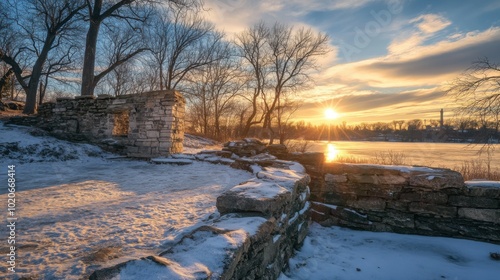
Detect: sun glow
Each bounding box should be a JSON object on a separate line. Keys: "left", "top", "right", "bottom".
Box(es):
{"left": 325, "top": 143, "right": 339, "bottom": 162}
{"left": 325, "top": 108, "right": 339, "bottom": 120}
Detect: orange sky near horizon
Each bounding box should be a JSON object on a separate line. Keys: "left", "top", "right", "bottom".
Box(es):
{"left": 201, "top": 0, "right": 500, "bottom": 125}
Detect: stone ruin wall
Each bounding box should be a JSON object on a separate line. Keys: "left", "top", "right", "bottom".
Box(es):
{"left": 301, "top": 160, "right": 500, "bottom": 244}
{"left": 90, "top": 153, "right": 311, "bottom": 280}
{"left": 10, "top": 90, "right": 185, "bottom": 158}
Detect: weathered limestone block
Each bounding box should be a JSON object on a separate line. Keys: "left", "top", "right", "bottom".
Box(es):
{"left": 328, "top": 181, "right": 357, "bottom": 194}
{"left": 448, "top": 195, "right": 498, "bottom": 208}
{"left": 348, "top": 197, "right": 386, "bottom": 211}
{"left": 146, "top": 131, "right": 159, "bottom": 138}
{"left": 377, "top": 174, "right": 408, "bottom": 185}
{"left": 265, "top": 144, "right": 288, "bottom": 158}
{"left": 322, "top": 191, "right": 354, "bottom": 206}
{"left": 351, "top": 184, "right": 402, "bottom": 199}
{"left": 409, "top": 170, "right": 464, "bottom": 190}
{"left": 386, "top": 201, "right": 409, "bottom": 211}
{"left": 286, "top": 152, "right": 325, "bottom": 168}
{"left": 458, "top": 208, "right": 500, "bottom": 223}
{"left": 400, "top": 191, "right": 448, "bottom": 204}
{"left": 333, "top": 206, "right": 372, "bottom": 225}
{"left": 325, "top": 173, "right": 347, "bottom": 183}
{"left": 216, "top": 181, "right": 292, "bottom": 217}
{"left": 324, "top": 163, "right": 410, "bottom": 177}
{"left": 347, "top": 174, "right": 379, "bottom": 184}
{"left": 382, "top": 211, "right": 415, "bottom": 229}
{"left": 346, "top": 173, "right": 407, "bottom": 185}
{"left": 466, "top": 184, "right": 500, "bottom": 198}
{"left": 409, "top": 202, "right": 457, "bottom": 217}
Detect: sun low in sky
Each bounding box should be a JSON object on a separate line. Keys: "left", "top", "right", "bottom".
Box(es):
{"left": 325, "top": 108, "right": 339, "bottom": 120}
{"left": 203, "top": 0, "right": 500, "bottom": 124}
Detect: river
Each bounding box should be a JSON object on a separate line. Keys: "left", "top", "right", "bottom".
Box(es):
{"left": 306, "top": 141, "right": 500, "bottom": 171}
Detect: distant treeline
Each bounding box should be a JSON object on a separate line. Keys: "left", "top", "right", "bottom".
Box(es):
{"left": 187, "top": 118, "right": 499, "bottom": 144}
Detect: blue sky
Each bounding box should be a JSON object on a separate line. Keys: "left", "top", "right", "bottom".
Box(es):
{"left": 203, "top": 0, "right": 500, "bottom": 124}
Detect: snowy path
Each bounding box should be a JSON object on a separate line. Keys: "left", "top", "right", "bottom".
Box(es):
{"left": 0, "top": 160, "right": 253, "bottom": 279}
{"left": 280, "top": 223, "right": 500, "bottom": 280}
{"left": 0, "top": 122, "right": 253, "bottom": 279}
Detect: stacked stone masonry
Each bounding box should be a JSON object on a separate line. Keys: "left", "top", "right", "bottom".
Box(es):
{"left": 8, "top": 91, "right": 185, "bottom": 157}
{"left": 89, "top": 154, "right": 311, "bottom": 280}
{"left": 307, "top": 162, "right": 500, "bottom": 243}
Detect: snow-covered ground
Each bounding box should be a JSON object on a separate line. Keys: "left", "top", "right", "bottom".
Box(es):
{"left": 0, "top": 122, "right": 253, "bottom": 279}
{"left": 182, "top": 133, "right": 221, "bottom": 154}
{"left": 280, "top": 223, "right": 500, "bottom": 280}
{"left": 1, "top": 122, "right": 499, "bottom": 279}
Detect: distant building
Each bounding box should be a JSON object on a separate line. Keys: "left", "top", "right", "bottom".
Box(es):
{"left": 440, "top": 109, "right": 444, "bottom": 129}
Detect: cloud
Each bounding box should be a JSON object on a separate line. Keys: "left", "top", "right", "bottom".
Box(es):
{"left": 295, "top": 87, "right": 454, "bottom": 123}
{"left": 388, "top": 14, "right": 451, "bottom": 55}
{"left": 410, "top": 14, "right": 451, "bottom": 34}
{"left": 387, "top": 33, "right": 426, "bottom": 55}
{"left": 297, "top": 25, "right": 500, "bottom": 123}
{"left": 200, "top": 1, "right": 499, "bottom": 124}
{"left": 325, "top": 27, "right": 500, "bottom": 89}
{"left": 202, "top": 0, "right": 381, "bottom": 34}
{"left": 365, "top": 27, "right": 500, "bottom": 81}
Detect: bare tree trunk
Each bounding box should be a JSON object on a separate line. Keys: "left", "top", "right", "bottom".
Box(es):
{"left": 81, "top": 18, "right": 102, "bottom": 96}
{"left": 10, "top": 76, "right": 14, "bottom": 100}
{"left": 0, "top": 69, "right": 13, "bottom": 95}
{"left": 159, "top": 65, "right": 164, "bottom": 90}
{"left": 241, "top": 90, "right": 260, "bottom": 137}
{"left": 24, "top": 33, "right": 56, "bottom": 114}
{"left": 39, "top": 82, "right": 44, "bottom": 105}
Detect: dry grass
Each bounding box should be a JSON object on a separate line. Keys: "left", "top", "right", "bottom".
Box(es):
{"left": 334, "top": 155, "right": 370, "bottom": 164}
{"left": 452, "top": 159, "right": 500, "bottom": 181}
{"left": 333, "top": 150, "right": 500, "bottom": 181}
{"left": 334, "top": 150, "right": 410, "bottom": 166}
{"left": 285, "top": 140, "right": 313, "bottom": 153}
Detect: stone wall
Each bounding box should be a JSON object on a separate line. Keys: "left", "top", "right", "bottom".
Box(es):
{"left": 8, "top": 90, "right": 185, "bottom": 157}
{"left": 89, "top": 154, "right": 311, "bottom": 280}
{"left": 309, "top": 162, "right": 500, "bottom": 243}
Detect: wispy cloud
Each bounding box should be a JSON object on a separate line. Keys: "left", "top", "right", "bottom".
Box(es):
{"left": 202, "top": 0, "right": 382, "bottom": 33}
{"left": 201, "top": 1, "right": 499, "bottom": 124}
{"left": 388, "top": 14, "right": 451, "bottom": 55}
{"left": 410, "top": 14, "right": 451, "bottom": 34}
{"left": 297, "top": 87, "right": 453, "bottom": 123}
{"left": 323, "top": 27, "right": 500, "bottom": 89}
{"left": 296, "top": 24, "right": 500, "bottom": 123}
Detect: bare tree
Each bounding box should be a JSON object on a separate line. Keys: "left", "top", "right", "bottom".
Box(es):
{"left": 275, "top": 96, "right": 300, "bottom": 144}
{"left": 38, "top": 41, "right": 82, "bottom": 105}
{"left": 0, "top": 1, "right": 25, "bottom": 98}
{"left": 235, "top": 21, "right": 330, "bottom": 141}
{"left": 90, "top": 20, "right": 149, "bottom": 96}
{"left": 184, "top": 42, "right": 244, "bottom": 139}
{"left": 96, "top": 62, "right": 140, "bottom": 96}
{"left": 80, "top": 0, "right": 201, "bottom": 96}
{"left": 0, "top": 67, "right": 14, "bottom": 98}
{"left": 447, "top": 58, "right": 500, "bottom": 143}
{"left": 146, "top": 8, "right": 224, "bottom": 91}
{"left": 264, "top": 23, "right": 329, "bottom": 143}
{"left": 0, "top": 0, "right": 86, "bottom": 114}
{"left": 234, "top": 22, "right": 269, "bottom": 137}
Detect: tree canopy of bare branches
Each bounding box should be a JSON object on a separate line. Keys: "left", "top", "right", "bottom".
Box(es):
{"left": 79, "top": 0, "right": 202, "bottom": 96}
{"left": 0, "top": 0, "right": 86, "bottom": 114}
{"left": 446, "top": 58, "right": 500, "bottom": 143}
{"left": 146, "top": 7, "right": 224, "bottom": 91}
{"left": 183, "top": 41, "right": 244, "bottom": 139}
{"left": 235, "top": 21, "right": 330, "bottom": 142}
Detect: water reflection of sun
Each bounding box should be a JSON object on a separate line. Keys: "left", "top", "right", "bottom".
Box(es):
{"left": 325, "top": 143, "right": 339, "bottom": 162}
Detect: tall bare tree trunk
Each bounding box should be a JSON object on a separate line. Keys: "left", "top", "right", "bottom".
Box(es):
{"left": 24, "top": 34, "right": 56, "bottom": 114}
{"left": 81, "top": 16, "right": 102, "bottom": 96}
